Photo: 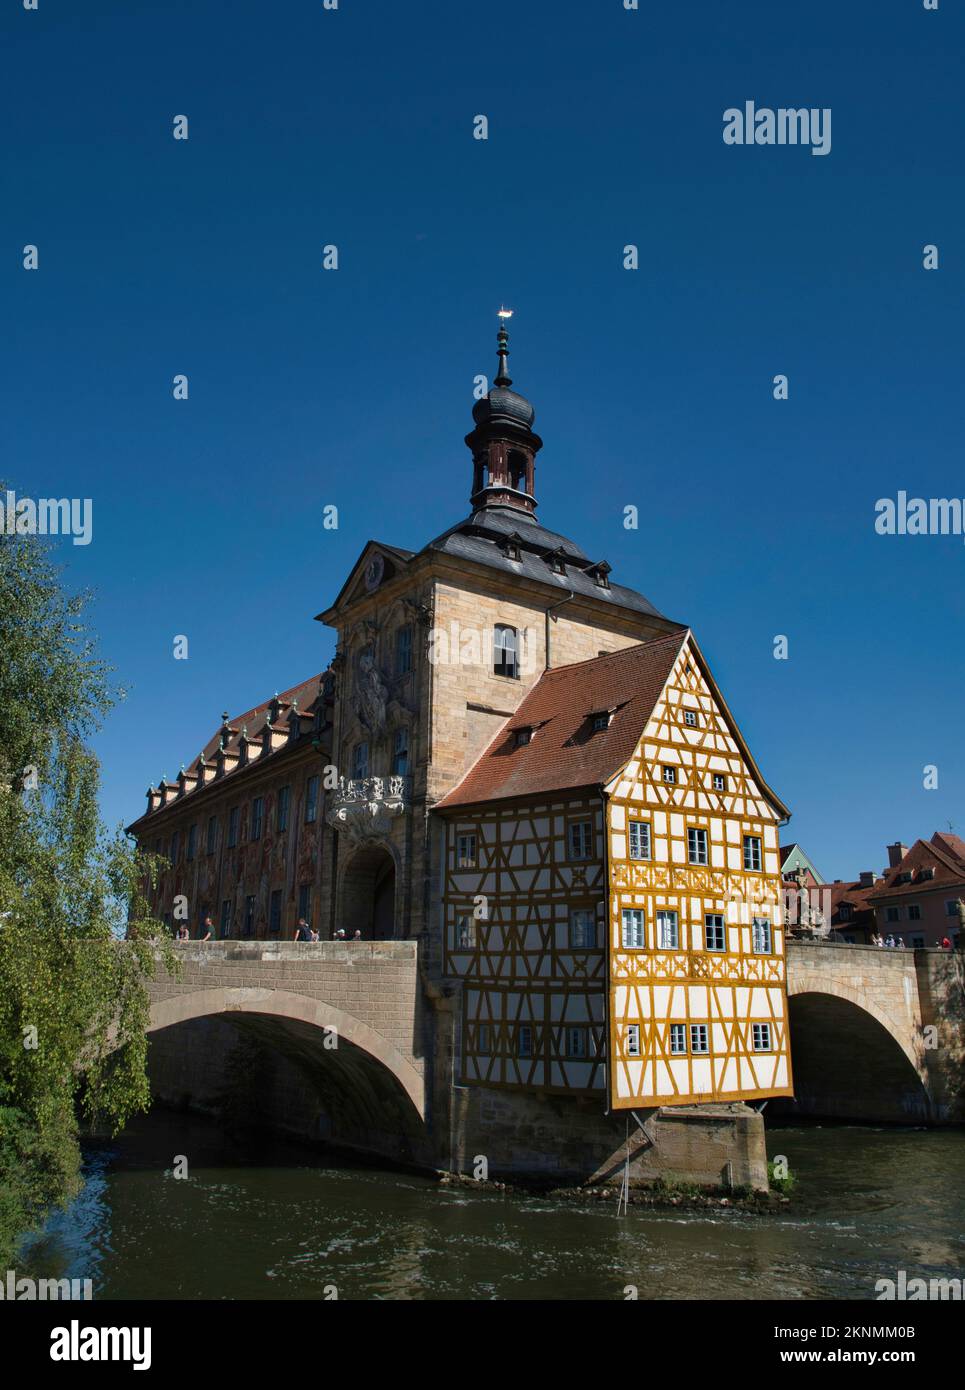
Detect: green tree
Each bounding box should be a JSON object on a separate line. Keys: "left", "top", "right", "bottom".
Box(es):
{"left": 0, "top": 522, "right": 170, "bottom": 1261}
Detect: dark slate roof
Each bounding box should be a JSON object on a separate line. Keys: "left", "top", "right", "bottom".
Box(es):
{"left": 422, "top": 505, "right": 666, "bottom": 620}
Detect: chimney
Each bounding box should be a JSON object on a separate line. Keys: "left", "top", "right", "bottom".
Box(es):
{"left": 887, "top": 842, "right": 909, "bottom": 868}
{"left": 859, "top": 871, "right": 877, "bottom": 888}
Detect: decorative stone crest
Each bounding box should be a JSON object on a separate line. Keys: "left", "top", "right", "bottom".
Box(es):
{"left": 326, "top": 775, "right": 407, "bottom": 846}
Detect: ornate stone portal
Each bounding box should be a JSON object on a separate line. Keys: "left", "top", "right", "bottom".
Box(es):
{"left": 326, "top": 775, "right": 407, "bottom": 847}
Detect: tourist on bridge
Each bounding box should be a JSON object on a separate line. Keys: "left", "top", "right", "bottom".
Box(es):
{"left": 199, "top": 916, "right": 213, "bottom": 941}
{"left": 293, "top": 917, "right": 312, "bottom": 942}
{"left": 175, "top": 923, "right": 189, "bottom": 941}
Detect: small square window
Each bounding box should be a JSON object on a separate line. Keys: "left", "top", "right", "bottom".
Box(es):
{"left": 752, "top": 1023, "right": 772, "bottom": 1052}
{"left": 690, "top": 1024, "right": 709, "bottom": 1055}
{"left": 684, "top": 710, "right": 698, "bottom": 728}
{"left": 591, "top": 711, "right": 610, "bottom": 732}
{"left": 514, "top": 726, "right": 532, "bottom": 748}
{"left": 662, "top": 766, "right": 677, "bottom": 785}
{"left": 712, "top": 773, "right": 726, "bottom": 792}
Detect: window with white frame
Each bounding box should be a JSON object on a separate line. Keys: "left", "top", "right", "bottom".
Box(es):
{"left": 565, "top": 1027, "right": 587, "bottom": 1059}
{"left": 494, "top": 624, "right": 519, "bottom": 679}
{"left": 621, "top": 908, "right": 646, "bottom": 949}
{"left": 625, "top": 1025, "right": 641, "bottom": 1057}
{"left": 569, "top": 908, "right": 596, "bottom": 949}
{"left": 683, "top": 709, "right": 698, "bottom": 728}
{"left": 743, "top": 835, "right": 762, "bottom": 871}
{"left": 628, "top": 820, "right": 651, "bottom": 860}
{"left": 752, "top": 917, "right": 772, "bottom": 953}
{"left": 669, "top": 1023, "right": 687, "bottom": 1055}
{"left": 657, "top": 910, "right": 679, "bottom": 949}
{"left": 752, "top": 1022, "right": 772, "bottom": 1052}
{"left": 690, "top": 1023, "right": 709, "bottom": 1054}
{"left": 704, "top": 913, "right": 725, "bottom": 951}
{"left": 569, "top": 820, "right": 593, "bottom": 860}
{"left": 688, "top": 827, "right": 708, "bottom": 865}
{"left": 712, "top": 772, "right": 726, "bottom": 792}
{"left": 662, "top": 765, "right": 677, "bottom": 785}
{"left": 456, "top": 833, "right": 476, "bottom": 868}
{"left": 457, "top": 914, "right": 476, "bottom": 949}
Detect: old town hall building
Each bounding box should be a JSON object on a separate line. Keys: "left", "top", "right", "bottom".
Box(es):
{"left": 129, "top": 323, "right": 793, "bottom": 1183}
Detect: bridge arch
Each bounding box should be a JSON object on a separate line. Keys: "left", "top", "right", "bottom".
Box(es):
{"left": 142, "top": 986, "right": 428, "bottom": 1165}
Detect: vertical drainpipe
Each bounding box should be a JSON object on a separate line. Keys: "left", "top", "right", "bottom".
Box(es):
{"left": 544, "top": 591, "right": 575, "bottom": 669}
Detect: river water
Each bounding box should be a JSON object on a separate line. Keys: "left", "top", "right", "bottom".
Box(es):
{"left": 16, "top": 1110, "right": 965, "bottom": 1301}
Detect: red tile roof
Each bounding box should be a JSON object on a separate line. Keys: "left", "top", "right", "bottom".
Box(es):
{"left": 436, "top": 632, "right": 687, "bottom": 808}
{"left": 867, "top": 834, "right": 965, "bottom": 901}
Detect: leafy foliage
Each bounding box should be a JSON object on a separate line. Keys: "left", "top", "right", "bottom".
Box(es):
{"left": 0, "top": 523, "right": 170, "bottom": 1261}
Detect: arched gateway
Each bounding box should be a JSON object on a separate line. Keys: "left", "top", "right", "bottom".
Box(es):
{"left": 339, "top": 843, "right": 397, "bottom": 940}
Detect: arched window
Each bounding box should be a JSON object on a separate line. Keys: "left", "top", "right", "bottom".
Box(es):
{"left": 508, "top": 450, "right": 528, "bottom": 491}
{"left": 494, "top": 624, "right": 519, "bottom": 679}
{"left": 353, "top": 742, "right": 369, "bottom": 780}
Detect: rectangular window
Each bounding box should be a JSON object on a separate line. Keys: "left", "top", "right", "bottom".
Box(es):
{"left": 568, "top": 820, "right": 593, "bottom": 860}
{"left": 494, "top": 624, "right": 519, "bottom": 679}
{"left": 206, "top": 816, "right": 218, "bottom": 855}
{"left": 392, "top": 727, "right": 409, "bottom": 776}
{"left": 684, "top": 709, "right": 697, "bottom": 728}
{"left": 457, "top": 915, "right": 476, "bottom": 949}
{"left": 911, "top": 935, "right": 925, "bottom": 949}
{"left": 628, "top": 820, "right": 651, "bottom": 860}
{"left": 297, "top": 884, "right": 311, "bottom": 925}
{"left": 243, "top": 894, "right": 255, "bottom": 938}
{"left": 477, "top": 1023, "right": 490, "bottom": 1054}
{"left": 690, "top": 1023, "right": 709, "bottom": 1055}
{"left": 395, "top": 625, "right": 413, "bottom": 675}
{"left": 219, "top": 899, "right": 232, "bottom": 938}
{"left": 704, "top": 913, "right": 725, "bottom": 951}
{"left": 743, "top": 835, "right": 762, "bottom": 872}
{"left": 907, "top": 904, "right": 921, "bottom": 921}
{"left": 625, "top": 1025, "right": 641, "bottom": 1058}
{"left": 752, "top": 1023, "right": 772, "bottom": 1052}
{"left": 170, "top": 830, "right": 180, "bottom": 863}
{"left": 277, "top": 785, "right": 290, "bottom": 832}
{"left": 305, "top": 775, "right": 319, "bottom": 824}
{"left": 227, "top": 807, "right": 239, "bottom": 848}
{"left": 186, "top": 824, "right": 197, "bottom": 861}
{"left": 517, "top": 1024, "right": 533, "bottom": 1058}
{"left": 712, "top": 773, "right": 727, "bottom": 792}
{"left": 565, "top": 1027, "right": 587, "bottom": 1060}
{"left": 251, "top": 797, "right": 263, "bottom": 841}
{"left": 669, "top": 1023, "right": 687, "bottom": 1055}
{"left": 569, "top": 908, "right": 596, "bottom": 949}
{"left": 269, "top": 889, "right": 282, "bottom": 935}
{"left": 657, "top": 910, "right": 679, "bottom": 950}
{"left": 456, "top": 833, "right": 476, "bottom": 868}
{"left": 752, "top": 917, "right": 772, "bottom": 953}
{"left": 946, "top": 900, "right": 959, "bottom": 917}
{"left": 353, "top": 743, "right": 369, "bottom": 780}
{"left": 688, "top": 827, "right": 708, "bottom": 865}
{"left": 886, "top": 906, "right": 900, "bottom": 923}
{"left": 621, "top": 908, "right": 646, "bottom": 949}
{"left": 662, "top": 765, "right": 677, "bottom": 785}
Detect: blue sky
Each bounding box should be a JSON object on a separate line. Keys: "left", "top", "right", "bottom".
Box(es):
{"left": 3, "top": 0, "right": 963, "bottom": 881}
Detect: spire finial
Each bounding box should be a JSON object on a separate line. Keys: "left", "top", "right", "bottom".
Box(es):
{"left": 495, "top": 307, "right": 513, "bottom": 387}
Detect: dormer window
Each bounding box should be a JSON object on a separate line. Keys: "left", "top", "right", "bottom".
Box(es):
{"left": 546, "top": 547, "right": 567, "bottom": 575}
{"left": 896, "top": 871, "right": 912, "bottom": 884}
{"left": 587, "top": 560, "right": 612, "bottom": 590}
{"left": 590, "top": 710, "right": 612, "bottom": 732}
{"left": 920, "top": 866, "right": 935, "bottom": 881}
{"left": 514, "top": 726, "right": 533, "bottom": 748}
{"left": 503, "top": 533, "right": 522, "bottom": 562}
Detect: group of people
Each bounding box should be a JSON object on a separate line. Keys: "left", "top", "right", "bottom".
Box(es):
{"left": 173, "top": 914, "right": 363, "bottom": 942}
{"left": 870, "top": 932, "right": 907, "bottom": 948}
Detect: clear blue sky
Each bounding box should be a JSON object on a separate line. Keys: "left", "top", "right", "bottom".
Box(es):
{"left": 4, "top": 0, "right": 963, "bottom": 881}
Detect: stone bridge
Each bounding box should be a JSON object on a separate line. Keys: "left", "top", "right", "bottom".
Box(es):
{"left": 143, "top": 941, "right": 435, "bottom": 1165}
{"left": 784, "top": 940, "right": 964, "bottom": 1123}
